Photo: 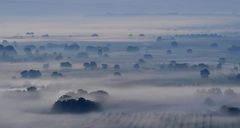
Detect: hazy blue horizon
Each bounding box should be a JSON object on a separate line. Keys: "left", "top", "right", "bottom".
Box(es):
{"left": 1, "top": 0, "right": 240, "bottom": 17}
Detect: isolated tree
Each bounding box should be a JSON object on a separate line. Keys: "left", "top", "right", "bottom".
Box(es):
{"left": 171, "top": 41, "right": 178, "bottom": 47}
{"left": 156, "top": 36, "right": 162, "bottom": 42}
{"left": 133, "top": 64, "right": 140, "bottom": 70}
{"left": 114, "top": 64, "right": 120, "bottom": 70}
{"left": 200, "top": 69, "right": 210, "bottom": 78}
{"left": 51, "top": 72, "right": 63, "bottom": 78}
{"left": 60, "top": 62, "right": 72, "bottom": 68}
{"left": 101, "top": 64, "right": 108, "bottom": 69}
{"left": 187, "top": 48, "right": 193, "bottom": 54}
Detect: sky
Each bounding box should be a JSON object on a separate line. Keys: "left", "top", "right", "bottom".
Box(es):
{"left": 0, "top": 0, "right": 240, "bottom": 17}
{"left": 1, "top": 0, "right": 240, "bottom": 37}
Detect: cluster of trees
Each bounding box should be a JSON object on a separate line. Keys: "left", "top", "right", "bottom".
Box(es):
{"left": 221, "top": 105, "right": 240, "bottom": 115}
{"left": 144, "top": 54, "right": 153, "bottom": 59}
{"left": 51, "top": 71, "right": 63, "bottom": 78}
{"left": 83, "top": 61, "right": 97, "bottom": 70}
{"left": 200, "top": 69, "right": 210, "bottom": 78}
{"left": 228, "top": 45, "right": 240, "bottom": 52}
{"left": 60, "top": 62, "right": 72, "bottom": 68}
{"left": 85, "top": 45, "right": 109, "bottom": 57}
{"left": 210, "top": 43, "right": 219, "bottom": 48}
{"left": 101, "top": 64, "right": 108, "bottom": 69}
{"left": 25, "top": 32, "right": 34, "bottom": 37}
{"left": 171, "top": 41, "right": 178, "bottom": 47}
{"left": 20, "top": 70, "right": 42, "bottom": 78}
{"left": 26, "top": 86, "right": 38, "bottom": 92}
{"left": 126, "top": 46, "right": 139, "bottom": 52}
{"left": 52, "top": 97, "right": 100, "bottom": 113}
{"left": 64, "top": 43, "right": 80, "bottom": 51}
{"left": 187, "top": 48, "right": 193, "bottom": 54}
{"left": 82, "top": 61, "right": 122, "bottom": 76}
{"left": 0, "top": 44, "right": 17, "bottom": 57}
{"left": 21, "top": 69, "right": 64, "bottom": 78}
{"left": 160, "top": 61, "right": 212, "bottom": 71}
{"left": 23, "top": 45, "right": 39, "bottom": 56}
{"left": 175, "top": 33, "right": 222, "bottom": 38}
{"left": 52, "top": 89, "right": 109, "bottom": 113}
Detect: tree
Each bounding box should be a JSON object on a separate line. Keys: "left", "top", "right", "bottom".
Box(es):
{"left": 133, "top": 64, "right": 140, "bottom": 70}
{"left": 51, "top": 72, "right": 63, "bottom": 78}
{"left": 114, "top": 64, "right": 120, "bottom": 70}
{"left": 171, "top": 41, "right": 178, "bottom": 47}
{"left": 200, "top": 69, "right": 210, "bottom": 78}
{"left": 60, "top": 62, "right": 72, "bottom": 68}
{"left": 20, "top": 70, "right": 42, "bottom": 78}
{"left": 187, "top": 48, "right": 193, "bottom": 54}
{"left": 52, "top": 97, "right": 100, "bottom": 113}
{"left": 101, "top": 64, "right": 108, "bottom": 69}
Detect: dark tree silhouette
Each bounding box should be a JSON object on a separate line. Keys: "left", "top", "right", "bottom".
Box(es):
{"left": 133, "top": 64, "right": 140, "bottom": 70}
{"left": 51, "top": 72, "right": 63, "bottom": 78}
{"left": 114, "top": 64, "right": 120, "bottom": 70}
{"left": 187, "top": 48, "right": 193, "bottom": 54}
{"left": 171, "top": 41, "right": 178, "bottom": 47}
{"left": 210, "top": 43, "right": 218, "bottom": 48}
{"left": 52, "top": 97, "right": 100, "bottom": 113}
{"left": 127, "top": 46, "right": 139, "bottom": 52}
{"left": 20, "top": 70, "right": 42, "bottom": 78}
{"left": 101, "top": 64, "right": 108, "bottom": 69}
{"left": 200, "top": 69, "right": 210, "bottom": 78}
{"left": 60, "top": 62, "right": 72, "bottom": 68}
{"left": 144, "top": 54, "right": 153, "bottom": 59}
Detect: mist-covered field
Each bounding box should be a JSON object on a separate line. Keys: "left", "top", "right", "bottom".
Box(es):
{"left": 0, "top": 28, "right": 240, "bottom": 127}
{"left": 1, "top": 0, "right": 240, "bottom": 126}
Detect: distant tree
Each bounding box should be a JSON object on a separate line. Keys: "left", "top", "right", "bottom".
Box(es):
{"left": 156, "top": 36, "right": 162, "bottom": 42}
{"left": 24, "top": 47, "right": 32, "bottom": 55}
{"left": 218, "top": 57, "right": 226, "bottom": 65}
{"left": 91, "top": 33, "right": 99, "bottom": 37}
{"left": 167, "top": 50, "right": 172, "bottom": 54}
{"left": 51, "top": 71, "right": 63, "bottom": 78}
{"left": 60, "top": 62, "right": 72, "bottom": 68}
{"left": 228, "top": 45, "right": 240, "bottom": 52}
{"left": 83, "top": 62, "right": 90, "bottom": 70}
{"left": 83, "top": 61, "right": 97, "bottom": 70}
{"left": 236, "top": 74, "right": 240, "bottom": 80}
{"left": 127, "top": 46, "right": 139, "bottom": 52}
{"left": 20, "top": 70, "right": 42, "bottom": 78}
{"left": 101, "top": 64, "right": 108, "bottom": 69}
{"left": 200, "top": 69, "right": 210, "bottom": 78}
{"left": 210, "top": 43, "right": 218, "bottom": 48}
{"left": 171, "top": 41, "right": 178, "bottom": 47}
{"left": 90, "top": 61, "right": 97, "bottom": 70}
{"left": 128, "top": 34, "right": 133, "bottom": 37}
{"left": 138, "top": 59, "right": 146, "bottom": 64}
{"left": 64, "top": 43, "right": 80, "bottom": 51}
{"left": 144, "top": 54, "right": 153, "bottom": 59}
{"left": 187, "top": 48, "right": 193, "bottom": 54}
{"left": 55, "top": 54, "right": 63, "bottom": 61}
{"left": 3, "top": 45, "right": 17, "bottom": 56}
{"left": 26, "top": 86, "right": 37, "bottom": 92}
{"left": 52, "top": 97, "right": 100, "bottom": 113}
{"left": 133, "top": 64, "right": 140, "bottom": 70}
